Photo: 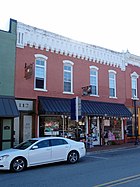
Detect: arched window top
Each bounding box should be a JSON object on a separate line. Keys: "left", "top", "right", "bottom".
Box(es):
{"left": 63, "top": 60, "right": 74, "bottom": 66}
{"left": 131, "top": 71, "right": 139, "bottom": 78}
{"left": 108, "top": 70, "right": 117, "bottom": 74}
{"left": 89, "top": 66, "right": 99, "bottom": 70}
{"left": 35, "top": 54, "right": 48, "bottom": 60}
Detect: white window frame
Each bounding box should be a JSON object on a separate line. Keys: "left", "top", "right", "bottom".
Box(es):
{"left": 108, "top": 70, "right": 117, "bottom": 98}
{"left": 17, "top": 32, "right": 24, "bottom": 47}
{"left": 90, "top": 66, "right": 99, "bottom": 96}
{"left": 34, "top": 54, "right": 48, "bottom": 91}
{"left": 63, "top": 60, "right": 74, "bottom": 94}
{"left": 131, "top": 72, "right": 139, "bottom": 99}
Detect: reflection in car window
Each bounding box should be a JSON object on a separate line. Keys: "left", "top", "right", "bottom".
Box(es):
{"left": 14, "top": 140, "right": 38, "bottom": 150}
{"left": 50, "top": 139, "right": 68, "bottom": 146}
{"left": 35, "top": 140, "right": 50, "bottom": 148}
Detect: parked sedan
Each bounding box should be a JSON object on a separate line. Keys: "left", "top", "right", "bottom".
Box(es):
{"left": 0, "top": 137, "right": 86, "bottom": 172}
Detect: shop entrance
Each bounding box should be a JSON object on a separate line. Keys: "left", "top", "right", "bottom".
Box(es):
{"left": 0, "top": 118, "right": 14, "bottom": 150}
{"left": 89, "top": 117, "right": 100, "bottom": 146}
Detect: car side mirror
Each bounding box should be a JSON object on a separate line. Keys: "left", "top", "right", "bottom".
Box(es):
{"left": 31, "top": 145, "right": 38, "bottom": 150}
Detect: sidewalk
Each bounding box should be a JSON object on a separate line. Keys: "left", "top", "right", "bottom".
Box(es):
{"left": 86, "top": 142, "right": 139, "bottom": 153}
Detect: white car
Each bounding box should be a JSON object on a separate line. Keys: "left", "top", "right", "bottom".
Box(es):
{"left": 0, "top": 137, "right": 86, "bottom": 172}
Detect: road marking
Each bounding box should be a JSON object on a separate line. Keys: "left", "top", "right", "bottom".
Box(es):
{"left": 94, "top": 173, "right": 140, "bottom": 187}
{"left": 86, "top": 155, "right": 109, "bottom": 160}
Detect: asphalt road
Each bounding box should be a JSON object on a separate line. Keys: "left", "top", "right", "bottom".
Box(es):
{"left": 1, "top": 146, "right": 140, "bottom": 187}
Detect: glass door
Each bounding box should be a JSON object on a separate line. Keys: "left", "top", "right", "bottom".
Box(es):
{"left": 90, "top": 117, "right": 100, "bottom": 145}
{"left": 2, "top": 119, "right": 13, "bottom": 150}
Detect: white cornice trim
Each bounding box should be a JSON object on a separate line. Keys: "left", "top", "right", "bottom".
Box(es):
{"left": 16, "top": 22, "right": 139, "bottom": 71}
{"left": 123, "top": 51, "right": 140, "bottom": 68}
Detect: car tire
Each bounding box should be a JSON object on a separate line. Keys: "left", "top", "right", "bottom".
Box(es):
{"left": 67, "top": 151, "right": 79, "bottom": 164}
{"left": 10, "top": 157, "right": 27, "bottom": 172}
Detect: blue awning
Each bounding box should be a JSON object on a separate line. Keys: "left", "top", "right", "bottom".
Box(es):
{"left": 39, "top": 97, "right": 132, "bottom": 118}
{"left": 0, "top": 96, "right": 19, "bottom": 117}
{"left": 39, "top": 97, "right": 71, "bottom": 115}
{"left": 82, "top": 100, "right": 132, "bottom": 117}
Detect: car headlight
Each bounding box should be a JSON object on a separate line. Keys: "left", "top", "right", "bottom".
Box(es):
{"left": 0, "top": 155, "right": 9, "bottom": 161}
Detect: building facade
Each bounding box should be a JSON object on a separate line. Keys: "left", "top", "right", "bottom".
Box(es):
{"left": 0, "top": 19, "right": 19, "bottom": 150}
{"left": 14, "top": 21, "right": 140, "bottom": 146}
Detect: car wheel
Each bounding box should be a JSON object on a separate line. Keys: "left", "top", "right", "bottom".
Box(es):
{"left": 67, "top": 151, "right": 79, "bottom": 164}
{"left": 10, "top": 157, "right": 27, "bottom": 172}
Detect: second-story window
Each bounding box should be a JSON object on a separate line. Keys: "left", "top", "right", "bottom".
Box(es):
{"left": 34, "top": 54, "right": 48, "bottom": 90}
{"left": 131, "top": 72, "right": 139, "bottom": 98}
{"left": 17, "top": 32, "right": 24, "bottom": 45}
{"left": 63, "top": 60, "right": 74, "bottom": 93}
{"left": 90, "top": 66, "right": 99, "bottom": 96}
{"left": 109, "top": 70, "right": 116, "bottom": 98}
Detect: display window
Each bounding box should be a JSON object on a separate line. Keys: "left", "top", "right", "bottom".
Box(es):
{"left": 104, "top": 118, "right": 122, "bottom": 141}
{"left": 126, "top": 118, "right": 133, "bottom": 137}
{"left": 39, "top": 116, "right": 62, "bottom": 137}
{"left": 39, "top": 116, "right": 86, "bottom": 141}
{"left": 67, "top": 119, "right": 86, "bottom": 140}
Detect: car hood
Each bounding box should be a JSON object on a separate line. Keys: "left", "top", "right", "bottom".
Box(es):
{"left": 0, "top": 148, "right": 25, "bottom": 156}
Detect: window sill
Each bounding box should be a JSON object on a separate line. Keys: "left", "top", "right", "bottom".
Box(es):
{"left": 131, "top": 97, "right": 139, "bottom": 101}
{"left": 34, "top": 88, "right": 48, "bottom": 92}
{"left": 63, "top": 92, "right": 74, "bottom": 95}
{"left": 109, "top": 96, "right": 117, "bottom": 99}
{"left": 90, "top": 94, "right": 99, "bottom": 97}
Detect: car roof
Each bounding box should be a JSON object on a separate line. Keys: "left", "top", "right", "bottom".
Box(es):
{"left": 30, "top": 137, "right": 77, "bottom": 144}
{"left": 30, "top": 137, "right": 68, "bottom": 141}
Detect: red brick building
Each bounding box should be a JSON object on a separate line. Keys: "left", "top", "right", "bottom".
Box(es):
{"left": 14, "top": 21, "right": 140, "bottom": 146}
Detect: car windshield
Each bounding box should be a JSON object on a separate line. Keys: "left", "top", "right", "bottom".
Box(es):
{"left": 14, "top": 140, "right": 38, "bottom": 150}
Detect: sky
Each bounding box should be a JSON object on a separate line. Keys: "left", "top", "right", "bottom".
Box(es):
{"left": 1, "top": 0, "right": 140, "bottom": 56}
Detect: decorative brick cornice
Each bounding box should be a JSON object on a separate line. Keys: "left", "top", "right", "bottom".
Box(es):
{"left": 124, "top": 50, "right": 140, "bottom": 67}
{"left": 16, "top": 22, "right": 140, "bottom": 71}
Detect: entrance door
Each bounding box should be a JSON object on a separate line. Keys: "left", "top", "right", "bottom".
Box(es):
{"left": 23, "top": 115, "right": 32, "bottom": 142}
{"left": 91, "top": 117, "right": 100, "bottom": 145}
{"left": 2, "top": 119, "right": 13, "bottom": 150}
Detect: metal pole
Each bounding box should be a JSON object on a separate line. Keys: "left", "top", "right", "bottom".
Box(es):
{"left": 134, "top": 99, "right": 138, "bottom": 145}
{"left": 63, "top": 115, "right": 65, "bottom": 137}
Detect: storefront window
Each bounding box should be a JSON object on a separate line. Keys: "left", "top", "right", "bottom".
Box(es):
{"left": 104, "top": 118, "right": 122, "bottom": 141}
{"left": 39, "top": 116, "right": 62, "bottom": 137}
{"left": 67, "top": 119, "right": 86, "bottom": 140}
{"left": 126, "top": 118, "right": 133, "bottom": 137}
{"left": 39, "top": 116, "right": 86, "bottom": 141}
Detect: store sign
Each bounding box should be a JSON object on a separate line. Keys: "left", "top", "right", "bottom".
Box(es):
{"left": 16, "top": 100, "right": 33, "bottom": 111}
{"left": 71, "top": 97, "right": 82, "bottom": 122}
{"left": 24, "top": 63, "right": 33, "bottom": 79}
{"left": 82, "top": 85, "right": 92, "bottom": 96}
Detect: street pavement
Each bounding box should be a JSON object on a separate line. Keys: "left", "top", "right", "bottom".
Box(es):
{"left": 1, "top": 142, "right": 140, "bottom": 187}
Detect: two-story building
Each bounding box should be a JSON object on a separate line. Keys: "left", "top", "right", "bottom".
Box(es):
{"left": 14, "top": 21, "right": 140, "bottom": 147}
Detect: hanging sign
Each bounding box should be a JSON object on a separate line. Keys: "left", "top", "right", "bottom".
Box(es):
{"left": 24, "top": 63, "right": 33, "bottom": 79}
{"left": 71, "top": 96, "right": 82, "bottom": 122}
